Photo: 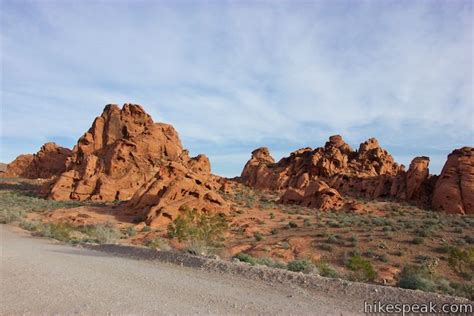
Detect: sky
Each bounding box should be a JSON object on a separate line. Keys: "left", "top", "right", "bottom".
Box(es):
{"left": 1, "top": 0, "right": 472, "bottom": 177}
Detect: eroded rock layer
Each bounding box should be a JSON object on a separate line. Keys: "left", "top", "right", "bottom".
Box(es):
{"left": 126, "top": 153, "right": 228, "bottom": 227}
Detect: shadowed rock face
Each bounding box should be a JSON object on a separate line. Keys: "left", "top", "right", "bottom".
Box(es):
{"left": 432, "top": 147, "right": 474, "bottom": 215}
{"left": 3, "top": 143, "right": 72, "bottom": 179}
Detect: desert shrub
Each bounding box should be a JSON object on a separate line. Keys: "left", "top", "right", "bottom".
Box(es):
{"left": 346, "top": 255, "right": 377, "bottom": 282}
{"left": 126, "top": 226, "right": 137, "bottom": 237}
{"left": 379, "top": 254, "right": 389, "bottom": 263}
{"left": 320, "top": 244, "right": 333, "bottom": 251}
{"left": 37, "top": 222, "right": 75, "bottom": 241}
{"left": 234, "top": 252, "right": 256, "bottom": 265}
{"left": 394, "top": 265, "right": 472, "bottom": 298}
{"left": 348, "top": 235, "right": 358, "bottom": 243}
{"left": 412, "top": 237, "right": 424, "bottom": 245}
{"left": 146, "top": 237, "right": 170, "bottom": 250}
{"left": 316, "top": 262, "right": 339, "bottom": 278}
{"left": 303, "top": 218, "right": 311, "bottom": 227}
{"left": 281, "top": 241, "right": 290, "bottom": 249}
{"left": 327, "top": 235, "right": 339, "bottom": 244}
{"left": 234, "top": 253, "right": 286, "bottom": 269}
{"left": 253, "top": 232, "right": 264, "bottom": 241}
{"left": 255, "top": 257, "right": 286, "bottom": 269}
{"left": 454, "top": 227, "right": 463, "bottom": 234}
{"left": 19, "top": 220, "right": 42, "bottom": 231}
{"left": 142, "top": 225, "right": 151, "bottom": 232}
{"left": 287, "top": 221, "right": 298, "bottom": 228}
{"left": 270, "top": 228, "right": 278, "bottom": 235}
{"left": 269, "top": 212, "right": 275, "bottom": 219}
{"left": 287, "top": 259, "right": 313, "bottom": 273}
{"left": 81, "top": 223, "right": 120, "bottom": 244}
{"left": 0, "top": 191, "right": 83, "bottom": 214}
{"left": 447, "top": 247, "right": 474, "bottom": 280}
{"left": 167, "top": 208, "right": 228, "bottom": 247}
{"left": 0, "top": 208, "right": 25, "bottom": 224}
{"left": 464, "top": 235, "right": 474, "bottom": 244}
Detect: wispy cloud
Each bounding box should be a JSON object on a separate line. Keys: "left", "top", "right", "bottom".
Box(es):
{"left": 1, "top": 0, "right": 472, "bottom": 177}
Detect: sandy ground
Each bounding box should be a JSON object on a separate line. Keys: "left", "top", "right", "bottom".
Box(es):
{"left": 0, "top": 224, "right": 360, "bottom": 315}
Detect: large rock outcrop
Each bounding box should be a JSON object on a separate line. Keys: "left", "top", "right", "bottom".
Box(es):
{"left": 432, "top": 147, "right": 473, "bottom": 215}
{"left": 241, "top": 135, "right": 401, "bottom": 200}
{"left": 48, "top": 103, "right": 229, "bottom": 225}
{"left": 3, "top": 143, "right": 72, "bottom": 179}
{"left": 50, "top": 104, "right": 183, "bottom": 201}
{"left": 126, "top": 152, "right": 228, "bottom": 227}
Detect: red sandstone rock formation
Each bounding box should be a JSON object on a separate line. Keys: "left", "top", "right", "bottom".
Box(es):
{"left": 389, "top": 156, "right": 436, "bottom": 207}
{"left": 50, "top": 104, "right": 183, "bottom": 201}
{"left": 280, "top": 179, "right": 344, "bottom": 210}
{"left": 48, "top": 103, "right": 229, "bottom": 225}
{"left": 432, "top": 147, "right": 473, "bottom": 215}
{"left": 3, "top": 143, "right": 72, "bottom": 179}
{"left": 241, "top": 135, "right": 401, "bottom": 201}
{"left": 126, "top": 153, "right": 228, "bottom": 227}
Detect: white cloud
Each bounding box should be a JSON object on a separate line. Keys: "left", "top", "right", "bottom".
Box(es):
{"left": 1, "top": 1, "right": 472, "bottom": 175}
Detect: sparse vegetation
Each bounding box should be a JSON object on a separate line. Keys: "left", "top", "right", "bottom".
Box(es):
{"left": 146, "top": 237, "right": 170, "bottom": 250}
{"left": 81, "top": 223, "right": 120, "bottom": 244}
{"left": 167, "top": 207, "right": 228, "bottom": 255}
{"left": 346, "top": 255, "right": 377, "bottom": 282}
{"left": 287, "top": 259, "right": 313, "bottom": 273}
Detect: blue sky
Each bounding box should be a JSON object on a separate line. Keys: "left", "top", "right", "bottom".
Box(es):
{"left": 1, "top": 0, "right": 472, "bottom": 177}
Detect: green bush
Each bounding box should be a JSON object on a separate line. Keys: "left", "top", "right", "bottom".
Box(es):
{"left": 288, "top": 221, "right": 298, "bottom": 228}
{"left": 146, "top": 237, "right": 170, "bottom": 250}
{"left": 234, "top": 252, "right": 256, "bottom": 265}
{"left": 0, "top": 208, "right": 25, "bottom": 224}
{"left": 81, "top": 223, "right": 120, "bottom": 244}
{"left": 287, "top": 259, "right": 313, "bottom": 273}
{"left": 397, "top": 266, "right": 437, "bottom": 292}
{"left": 448, "top": 247, "right": 474, "bottom": 280}
{"left": 412, "top": 237, "right": 424, "bottom": 245}
{"left": 253, "top": 232, "right": 264, "bottom": 241}
{"left": 346, "top": 255, "right": 377, "bottom": 282}
{"left": 316, "top": 262, "right": 339, "bottom": 278}
{"left": 126, "top": 226, "right": 137, "bottom": 237}
{"left": 167, "top": 208, "right": 228, "bottom": 247}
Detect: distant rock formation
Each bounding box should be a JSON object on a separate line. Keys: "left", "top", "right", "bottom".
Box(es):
{"left": 432, "top": 147, "right": 473, "bottom": 214}
{"left": 241, "top": 136, "right": 473, "bottom": 214}
{"left": 241, "top": 135, "right": 402, "bottom": 209}
{"left": 3, "top": 143, "right": 72, "bottom": 179}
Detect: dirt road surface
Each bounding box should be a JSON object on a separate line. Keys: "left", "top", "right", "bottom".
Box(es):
{"left": 1, "top": 225, "right": 361, "bottom": 315}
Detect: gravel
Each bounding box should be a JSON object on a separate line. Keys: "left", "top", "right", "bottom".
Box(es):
{"left": 1, "top": 224, "right": 471, "bottom": 315}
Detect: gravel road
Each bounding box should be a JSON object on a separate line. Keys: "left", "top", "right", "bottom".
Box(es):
{"left": 1, "top": 225, "right": 360, "bottom": 315}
